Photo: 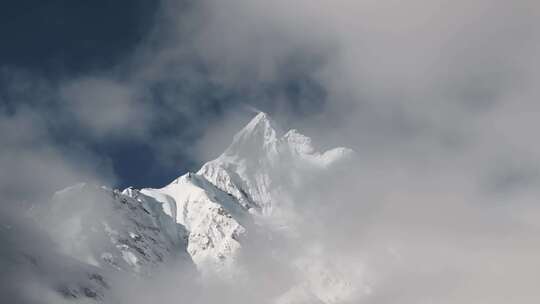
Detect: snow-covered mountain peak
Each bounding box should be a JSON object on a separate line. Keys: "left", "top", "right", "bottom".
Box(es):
{"left": 238, "top": 111, "right": 278, "bottom": 136}
{"left": 225, "top": 112, "right": 281, "bottom": 158}
{"left": 32, "top": 112, "right": 358, "bottom": 303}
{"left": 198, "top": 112, "right": 355, "bottom": 215}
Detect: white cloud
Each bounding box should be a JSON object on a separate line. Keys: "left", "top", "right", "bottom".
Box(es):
{"left": 60, "top": 77, "right": 152, "bottom": 139}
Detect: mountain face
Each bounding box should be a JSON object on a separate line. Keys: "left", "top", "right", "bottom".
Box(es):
{"left": 33, "top": 112, "right": 357, "bottom": 303}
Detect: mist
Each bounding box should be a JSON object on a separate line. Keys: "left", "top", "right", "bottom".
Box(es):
{"left": 156, "top": 0, "right": 540, "bottom": 302}
{"left": 1, "top": 0, "right": 539, "bottom": 303}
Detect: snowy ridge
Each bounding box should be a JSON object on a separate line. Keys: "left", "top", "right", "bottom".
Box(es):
{"left": 39, "top": 183, "right": 191, "bottom": 276}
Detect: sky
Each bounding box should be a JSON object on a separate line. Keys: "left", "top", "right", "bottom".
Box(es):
{"left": 0, "top": 1, "right": 157, "bottom": 75}
{"left": 2, "top": 0, "right": 539, "bottom": 197}
{"left": 1, "top": 1, "right": 540, "bottom": 302}
{"left": 0, "top": 1, "right": 163, "bottom": 190}
{"left": 0, "top": 1, "right": 329, "bottom": 193}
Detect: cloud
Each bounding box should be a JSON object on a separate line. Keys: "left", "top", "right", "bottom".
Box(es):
{"left": 0, "top": 71, "right": 118, "bottom": 303}
{"left": 2, "top": 0, "right": 540, "bottom": 302}
{"left": 0, "top": 104, "right": 115, "bottom": 207}
{"left": 60, "top": 77, "right": 152, "bottom": 139}
{"left": 149, "top": 0, "right": 540, "bottom": 302}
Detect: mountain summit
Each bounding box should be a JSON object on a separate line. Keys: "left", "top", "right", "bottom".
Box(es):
{"left": 226, "top": 112, "right": 281, "bottom": 157}
{"left": 35, "top": 112, "right": 356, "bottom": 303}
{"left": 200, "top": 112, "right": 353, "bottom": 212}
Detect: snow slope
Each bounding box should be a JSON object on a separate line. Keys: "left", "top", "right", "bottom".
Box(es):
{"left": 140, "top": 173, "right": 251, "bottom": 276}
